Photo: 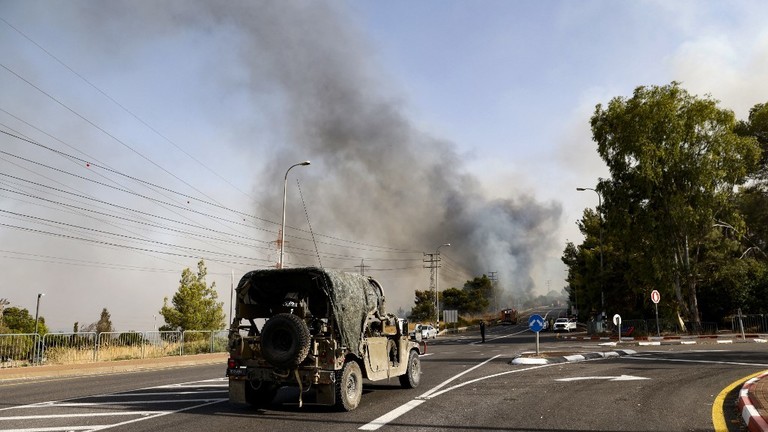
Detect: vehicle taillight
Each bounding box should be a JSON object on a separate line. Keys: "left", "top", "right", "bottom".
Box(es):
{"left": 227, "top": 358, "right": 237, "bottom": 369}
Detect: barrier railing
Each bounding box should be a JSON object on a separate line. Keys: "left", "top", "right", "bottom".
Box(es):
{"left": 730, "top": 314, "right": 768, "bottom": 334}
{"left": 0, "top": 330, "right": 227, "bottom": 369}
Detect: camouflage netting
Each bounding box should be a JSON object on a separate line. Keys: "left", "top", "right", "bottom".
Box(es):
{"left": 235, "top": 267, "right": 387, "bottom": 357}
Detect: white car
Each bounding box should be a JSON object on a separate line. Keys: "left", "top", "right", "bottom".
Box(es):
{"left": 553, "top": 318, "right": 577, "bottom": 332}
{"left": 410, "top": 324, "right": 437, "bottom": 339}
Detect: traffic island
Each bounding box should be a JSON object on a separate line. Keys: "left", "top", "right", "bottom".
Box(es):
{"left": 509, "top": 349, "right": 637, "bottom": 365}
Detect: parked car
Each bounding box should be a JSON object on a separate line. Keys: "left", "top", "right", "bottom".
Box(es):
{"left": 553, "top": 317, "right": 577, "bottom": 332}
{"left": 410, "top": 324, "right": 437, "bottom": 339}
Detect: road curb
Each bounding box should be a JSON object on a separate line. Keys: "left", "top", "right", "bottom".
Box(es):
{"left": 510, "top": 349, "right": 637, "bottom": 365}
{"left": 561, "top": 335, "right": 768, "bottom": 345}
{"left": 739, "top": 371, "right": 768, "bottom": 432}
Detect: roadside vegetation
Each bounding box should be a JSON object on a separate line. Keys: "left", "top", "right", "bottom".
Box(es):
{"left": 563, "top": 82, "right": 768, "bottom": 331}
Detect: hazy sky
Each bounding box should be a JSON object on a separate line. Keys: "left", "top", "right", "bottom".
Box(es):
{"left": 2, "top": 0, "right": 768, "bottom": 332}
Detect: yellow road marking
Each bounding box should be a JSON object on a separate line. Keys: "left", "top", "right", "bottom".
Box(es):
{"left": 712, "top": 370, "right": 767, "bottom": 431}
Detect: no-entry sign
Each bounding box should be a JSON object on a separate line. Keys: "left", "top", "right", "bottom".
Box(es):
{"left": 651, "top": 290, "right": 660, "bottom": 304}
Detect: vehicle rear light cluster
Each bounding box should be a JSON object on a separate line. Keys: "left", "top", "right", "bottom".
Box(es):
{"left": 227, "top": 358, "right": 237, "bottom": 369}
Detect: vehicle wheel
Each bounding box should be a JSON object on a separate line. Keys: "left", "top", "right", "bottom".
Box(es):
{"left": 399, "top": 350, "right": 421, "bottom": 389}
{"left": 335, "top": 361, "right": 363, "bottom": 411}
{"left": 245, "top": 380, "right": 277, "bottom": 408}
{"left": 260, "top": 313, "right": 311, "bottom": 369}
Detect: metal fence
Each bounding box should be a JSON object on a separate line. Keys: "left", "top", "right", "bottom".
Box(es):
{"left": 730, "top": 314, "right": 768, "bottom": 334}
{"left": 588, "top": 319, "right": 720, "bottom": 336}
{"left": 585, "top": 315, "right": 768, "bottom": 337}
{"left": 0, "top": 330, "right": 229, "bottom": 369}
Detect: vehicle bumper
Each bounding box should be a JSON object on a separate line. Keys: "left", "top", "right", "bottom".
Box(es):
{"left": 228, "top": 366, "right": 336, "bottom": 386}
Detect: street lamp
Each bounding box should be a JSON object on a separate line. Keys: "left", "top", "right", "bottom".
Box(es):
{"left": 576, "top": 187, "right": 604, "bottom": 317}
{"left": 34, "top": 293, "right": 44, "bottom": 334}
{"left": 435, "top": 243, "right": 451, "bottom": 331}
{"left": 279, "top": 160, "right": 311, "bottom": 269}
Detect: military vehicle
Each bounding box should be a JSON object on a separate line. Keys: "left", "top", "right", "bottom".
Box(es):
{"left": 226, "top": 267, "right": 421, "bottom": 411}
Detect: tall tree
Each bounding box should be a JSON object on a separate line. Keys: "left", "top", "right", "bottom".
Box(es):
{"left": 159, "top": 260, "right": 225, "bottom": 331}
{"left": 461, "top": 275, "right": 492, "bottom": 314}
{"left": 736, "top": 102, "right": 768, "bottom": 184}
{"left": 96, "top": 308, "right": 114, "bottom": 334}
{"left": 591, "top": 82, "right": 760, "bottom": 326}
{"left": 408, "top": 290, "right": 435, "bottom": 323}
{"left": 1, "top": 306, "right": 48, "bottom": 334}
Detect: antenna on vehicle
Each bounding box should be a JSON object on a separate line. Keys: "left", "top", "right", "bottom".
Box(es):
{"left": 297, "top": 178, "right": 323, "bottom": 269}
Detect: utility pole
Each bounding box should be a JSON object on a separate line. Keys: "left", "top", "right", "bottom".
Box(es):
{"left": 488, "top": 271, "right": 498, "bottom": 311}
{"left": 355, "top": 259, "right": 371, "bottom": 276}
{"left": 423, "top": 253, "right": 438, "bottom": 324}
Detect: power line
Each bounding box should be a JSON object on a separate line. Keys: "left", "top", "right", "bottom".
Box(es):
{"left": 0, "top": 16, "right": 258, "bottom": 204}
{"left": 0, "top": 127, "right": 424, "bottom": 254}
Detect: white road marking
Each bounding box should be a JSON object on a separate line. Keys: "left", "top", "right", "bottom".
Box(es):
{"left": 418, "top": 355, "right": 501, "bottom": 399}
{"left": 50, "top": 398, "right": 224, "bottom": 407}
{"left": 87, "top": 399, "right": 226, "bottom": 431}
{"left": 359, "top": 355, "right": 554, "bottom": 430}
{"left": 556, "top": 375, "right": 650, "bottom": 382}
{"left": 1, "top": 427, "right": 94, "bottom": 432}
{"left": 0, "top": 412, "right": 168, "bottom": 421}
{"left": 358, "top": 400, "right": 425, "bottom": 431}
{"left": 105, "top": 390, "right": 226, "bottom": 397}
{"left": 0, "top": 379, "right": 229, "bottom": 432}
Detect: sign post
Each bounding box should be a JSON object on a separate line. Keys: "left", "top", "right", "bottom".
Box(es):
{"left": 528, "top": 314, "right": 545, "bottom": 355}
{"left": 651, "top": 290, "right": 660, "bottom": 337}
{"left": 613, "top": 314, "right": 622, "bottom": 343}
{"left": 444, "top": 310, "right": 458, "bottom": 334}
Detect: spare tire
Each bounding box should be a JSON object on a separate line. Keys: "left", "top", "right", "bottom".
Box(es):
{"left": 260, "top": 313, "right": 311, "bottom": 368}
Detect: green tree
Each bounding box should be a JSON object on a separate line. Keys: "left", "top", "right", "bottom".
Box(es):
{"left": 408, "top": 290, "right": 435, "bottom": 322}
{"left": 96, "top": 308, "right": 114, "bottom": 334}
{"left": 1, "top": 306, "right": 48, "bottom": 334}
{"left": 441, "top": 287, "right": 469, "bottom": 313}
{"left": 462, "top": 275, "right": 492, "bottom": 314}
{"left": 590, "top": 82, "right": 761, "bottom": 326}
{"left": 159, "top": 260, "right": 225, "bottom": 331}
{"left": 736, "top": 102, "right": 768, "bottom": 183}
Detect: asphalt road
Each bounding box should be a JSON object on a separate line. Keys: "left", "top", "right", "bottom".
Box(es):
{"left": 1, "top": 322, "right": 766, "bottom": 432}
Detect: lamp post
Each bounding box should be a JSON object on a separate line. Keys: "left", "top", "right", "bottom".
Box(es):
{"left": 435, "top": 243, "right": 450, "bottom": 331}
{"left": 279, "top": 161, "right": 311, "bottom": 269}
{"left": 34, "top": 293, "right": 44, "bottom": 334}
{"left": 576, "top": 187, "right": 604, "bottom": 317}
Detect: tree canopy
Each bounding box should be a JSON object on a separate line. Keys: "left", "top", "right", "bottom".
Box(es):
{"left": 564, "top": 82, "right": 767, "bottom": 328}
{"left": 159, "top": 260, "right": 225, "bottom": 331}
{"left": 1, "top": 306, "right": 49, "bottom": 334}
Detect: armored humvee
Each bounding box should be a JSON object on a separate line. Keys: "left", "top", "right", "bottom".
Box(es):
{"left": 226, "top": 267, "right": 421, "bottom": 411}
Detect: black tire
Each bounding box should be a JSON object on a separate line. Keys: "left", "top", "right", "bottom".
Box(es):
{"left": 399, "top": 350, "right": 421, "bottom": 389}
{"left": 335, "top": 361, "right": 363, "bottom": 411}
{"left": 260, "top": 313, "right": 311, "bottom": 369}
{"left": 245, "top": 380, "right": 277, "bottom": 408}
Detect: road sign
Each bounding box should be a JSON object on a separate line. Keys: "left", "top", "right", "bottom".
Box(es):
{"left": 528, "top": 314, "right": 545, "bottom": 333}
{"left": 444, "top": 310, "right": 458, "bottom": 324}
{"left": 651, "top": 290, "right": 661, "bottom": 336}
{"left": 613, "top": 314, "right": 621, "bottom": 326}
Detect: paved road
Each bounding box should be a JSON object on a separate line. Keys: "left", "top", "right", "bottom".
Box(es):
{"left": 1, "top": 324, "right": 766, "bottom": 431}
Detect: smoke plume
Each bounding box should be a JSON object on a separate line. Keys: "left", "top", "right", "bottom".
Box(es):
{"left": 40, "top": 0, "right": 564, "bottom": 310}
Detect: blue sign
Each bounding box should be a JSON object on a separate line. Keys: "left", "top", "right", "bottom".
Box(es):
{"left": 528, "top": 314, "right": 545, "bottom": 333}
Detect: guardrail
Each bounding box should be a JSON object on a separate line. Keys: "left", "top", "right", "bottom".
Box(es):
{"left": 587, "top": 319, "right": 720, "bottom": 336}
{"left": 730, "top": 314, "right": 768, "bottom": 334}
{"left": 586, "top": 315, "right": 768, "bottom": 337}
{"left": 0, "top": 330, "right": 229, "bottom": 369}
